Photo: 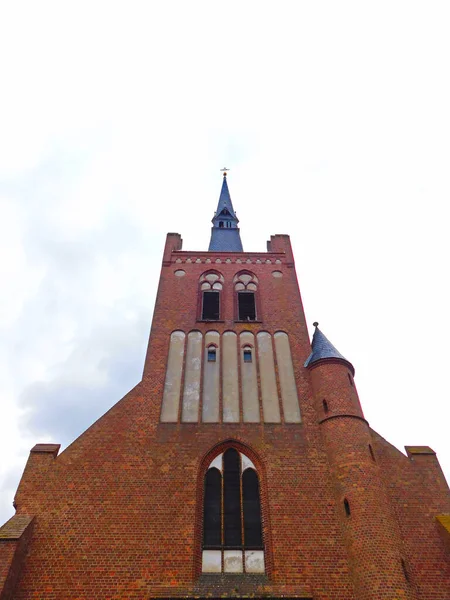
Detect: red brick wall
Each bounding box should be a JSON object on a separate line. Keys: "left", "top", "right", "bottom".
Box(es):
{"left": 0, "top": 523, "right": 33, "bottom": 600}
{"left": 372, "top": 433, "right": 450, "bottom": 597}
{"left": 0, "top": 542, "right": 17, "bottom": 599}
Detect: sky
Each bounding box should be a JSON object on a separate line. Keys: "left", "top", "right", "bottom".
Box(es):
{"left": 1, "top": 1, "right": 450, "bottom": 523}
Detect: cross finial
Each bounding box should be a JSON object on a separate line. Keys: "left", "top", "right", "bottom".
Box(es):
{"left": 220, "top": 167, "right": 229, "bottom": 177}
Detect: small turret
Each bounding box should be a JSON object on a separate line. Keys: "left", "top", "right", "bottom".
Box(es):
{"left": 208, "top": 172, "right": 243, "bottom": 252}
{"left": 307, "top": 322, "right": 415, "bottom": 599}
{"left": 306, "top": 322, "right": 362, "bottom": 420}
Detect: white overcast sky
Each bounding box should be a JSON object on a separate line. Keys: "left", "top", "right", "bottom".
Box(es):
{"left": 1, "top": 1, "right": 450, "bottom": 523}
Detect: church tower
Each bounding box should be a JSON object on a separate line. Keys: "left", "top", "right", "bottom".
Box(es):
{"left": 1, "top": 173, "right": 449, "bottom": 599}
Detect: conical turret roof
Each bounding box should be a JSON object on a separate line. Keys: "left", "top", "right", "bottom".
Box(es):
{"left": 304, "top": 323, "right": 354, "bottom": 374}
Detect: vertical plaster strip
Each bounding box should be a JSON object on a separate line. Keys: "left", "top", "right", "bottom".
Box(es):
{"left": 202, "top": 331, "right": 220, "bottom": 422}
{"left": 257, "top": 332, "right": 281, "bottom": 422}
{"left": 181, "top": 330, "right": 202, "bottom": 422}
{"left": 160, "top": 330, "right": 186, "bottom": 422}
{"left": 274, "top": 332, "right": 301, "bottom": 422}
{"left": 240, "top": 331, "right": 260, "bottom": 422}
{"left": 222, "top": 331, "right": 239, "bottom": 422}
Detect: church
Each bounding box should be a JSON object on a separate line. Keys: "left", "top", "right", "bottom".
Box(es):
{"left": 1, "top": 173, "right": 449, "bottom": 599}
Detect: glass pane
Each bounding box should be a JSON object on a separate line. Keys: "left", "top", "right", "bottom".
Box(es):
{"left": 238, "top": 293, "right": 256, "bottom": 321}
{"left": 203, "top": 468, "right": 222, "bottom": 547}
{"left": 202, "top": 291, "right": 220, "bottom": 320}
{"left": 223, "top": 449, "right": 242, "bottom": 547}
{"left": 243, "top": 469, "right": 263, "bottom": 548}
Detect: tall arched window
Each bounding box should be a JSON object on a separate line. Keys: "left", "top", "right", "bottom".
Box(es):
{"left": 199, "top": 271, "right": 224, "bottom": 321}
{"left": 202, "top": 448, "right": 265, "bottom": 574}
{"left": 233, "top": 271, "right": 259, "bottom": 321}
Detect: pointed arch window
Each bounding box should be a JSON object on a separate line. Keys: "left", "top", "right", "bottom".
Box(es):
{"left": 233, "top": 272, "right": 259, "bottom": 322}
{"left": 199, "top": 271, "right": 224, "bottom": 321}
{"left": 202, "top": 448, "right": 265, "bottom": 574}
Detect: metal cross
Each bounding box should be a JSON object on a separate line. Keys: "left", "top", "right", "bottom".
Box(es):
{"left": 220, "top": 167, "right": 229, "bottom": 176}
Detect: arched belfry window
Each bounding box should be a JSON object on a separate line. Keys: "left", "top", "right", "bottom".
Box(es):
{"left": 233, "top": 271, "right": 259, "bottom": 321}
{"left": 199, "top": 271, "right": 224, "bottom": 321}
{"left": 202, "top": 448, "right": 265, "bottom": 574}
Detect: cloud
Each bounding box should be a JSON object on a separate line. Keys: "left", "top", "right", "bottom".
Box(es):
{"left": 18, "top": 312, "right": 147, "bottom": 445}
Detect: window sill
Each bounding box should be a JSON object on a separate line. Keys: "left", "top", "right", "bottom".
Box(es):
{"left": 197, "top": 319, "right": 225, "bottom": 323}
{"left": 203, "top": 546, "right": 264, "bottom": 551}
{"left": 235, "top": 320, "right": 262, "bottom": 324}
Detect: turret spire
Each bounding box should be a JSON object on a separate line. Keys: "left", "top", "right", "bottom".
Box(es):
{"left": 304, "top": 322, "right": 355, "bottom": 375}
{"left": 208, "top": 171, "right": 243, "bottom": 252}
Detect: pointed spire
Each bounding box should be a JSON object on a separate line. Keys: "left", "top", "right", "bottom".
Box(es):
{"left": 215, "top": 172, "right": 237, "bottom": 219}
{"left": 208, "top": 171, "right": 243, "bottom": 252}
{"left": 304, "top": 322, "right": 355, "bottom": 374}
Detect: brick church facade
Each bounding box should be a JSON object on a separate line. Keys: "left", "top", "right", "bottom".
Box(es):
{"left": 1, "top": 173, "right": 449, "bottom": 599}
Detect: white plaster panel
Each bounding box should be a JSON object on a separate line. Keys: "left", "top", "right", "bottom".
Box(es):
{"left": 235, "top": 282, "right": 245, "bottom": 291}
{"left": 272, "top": 270, "right": 283, "bottom": 278}
{"left": 205, "top": 273, "right": 219, "bottom": 282}
{"left": 202, "top": 331, "right": 220, "bottom": 422}
{"left": 174, "top": 269, "right": 185, "bottom": 277}
{"left": 245, "top": 550, "right": 265, "bottom": 573}
{"left": 224, "top": 550, "right": 243, "bottom": 573}
{"left": 201, "top": 282, "right": 210, "bottom": 290}
{"left": 202, "top": 550, "right": 221, "bottom": 573}
{"left": 241, "top": 454, "right": 256, "bottom": 471}
{"left": 257, "top": 332, "right": 281, "bottom": 423}
{"left": 212, "top": 282, "right": 222, "bottom": 290}
{"left": 247, "top": 282, "right": 257, "bottom": 290}
{"left": 222, "top": 331, "right": 239, "bottom": 422}
{"left": 274, "top": 332, "right": 301, "bottom": 423}
{"left": 240, "top": 332, "right": 260, "bottom": 422}
{"left": 209, "top": 453, "right": 223, "bottom": 472}
{"left": 160, "top": 331, "right": 185, "bottom": 422}
{"left": 181, "top": 331, "right": 202, "bottom": 422}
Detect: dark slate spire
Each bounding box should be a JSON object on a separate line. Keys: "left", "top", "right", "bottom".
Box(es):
{"left": 208, "top": 172, "right": 243, "bottom": 252}
{"left": 304, "top": 322, "right": 355, "bottom": 374}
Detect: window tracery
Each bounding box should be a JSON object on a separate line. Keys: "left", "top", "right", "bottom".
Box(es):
{"left": 233, "top": 271, "right": 258, "bottom": 321}
{"left": 202, "top": 448, "right": 265, "bottom": 574}
{"left": 199, "top": 271, "right": 224, "bottom": 321}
